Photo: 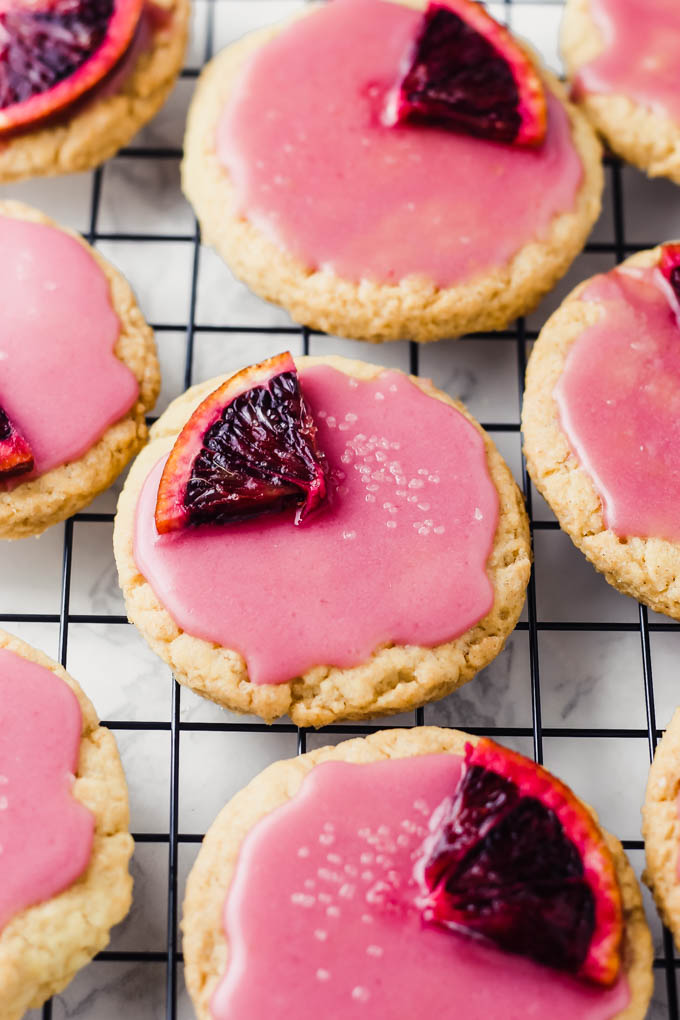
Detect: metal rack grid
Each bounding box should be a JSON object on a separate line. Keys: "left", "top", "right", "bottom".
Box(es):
{"left": 2, "top": 0, "right": 677, "bottom": 1016}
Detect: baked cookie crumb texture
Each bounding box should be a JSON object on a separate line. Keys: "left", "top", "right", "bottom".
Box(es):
{"left": 182, "top": 727, "right": 653, "bottom": 1020}
{"left": 562, "top": 0, "right": 680, "bottom": 184}
{"left": 643, "top": 707, "right": 680, "bottom": 950}
{"left": 182, "top": 0, "right": 603, "bottom": 342}
{"left": 0, "top": 627, "right": 133, "bottom": 1020}
{"left": 0, "top": 0, "right": 189, "bottom": 183}
{"left": 0, "top": 200, "right": 160, "bottom": 540}
{"left": 523, "top": 244, "right": 680, "bottom": 620}
{"left": 114, "top": 356, "right": 531, "bottom": 726}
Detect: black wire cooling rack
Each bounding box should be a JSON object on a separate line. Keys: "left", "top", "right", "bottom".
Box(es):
{"left": 3, "top": 0, "right": 678, "bottom": 1016}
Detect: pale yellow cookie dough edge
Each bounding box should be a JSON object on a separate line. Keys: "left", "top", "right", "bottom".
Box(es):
{"left": 562, "top": 0, "right": 680, "bottom": 185}
{"left": 182, "top": 726, "right": 653, "bottom": 1020}
{"left": 0, "top": 627, "right": 134, "bottom": 1020}
{"left": 643, "top": 707, "right": 680, "bottom": 950}
{"left": 113, "top": 354, "right": 532, "bottom": 726}
{"left": 522, "top": 245, "right": 680, "bottom": 619}
{"left": 0, "top": 200, "right": 160, "bottom": 540}
{"left": 0, "top": 0, "right": 189, "bottom": 183}
{"left": 181, "top": 2, "right": 604, "bottom": 343}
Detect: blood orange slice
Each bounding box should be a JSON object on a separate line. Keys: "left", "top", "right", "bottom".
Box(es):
{"left": 155, "top": 352, "right": 328, "bottom": 534}
{"left": 0, "top": 0, "right": 144, "bottom": 136}
{"left": 659, "top": 243, "right": 680, "bottom": 305}
{"left": 387, "top": 0, "right": 547, "bottom": 147}
{"left": 0, "top": 406, "right": 33, "bottom": 479}
{"left": 418, "top": 738, "right": 623, "bottom": 985}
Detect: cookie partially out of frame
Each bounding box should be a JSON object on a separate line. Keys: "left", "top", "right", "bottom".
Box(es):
{"left": 562, "top": 0, "right": 680, "bottom": 184}
{"left": 643, "top": 707, "right": 680, "bottom": 950}
{"left": 113, "top": 355, "right": 531, "bottom": 727}
{"left": 0, "top": 0, "right": 189, "bottom": 184}
{"left": 0, "top": 201, "right": 160, "bottom": 540}
{"left": 522, "top": 245, "right": 680, "bottom": 619}
{"left": 182, "top": 2, "right": 603, "bottom": 343}
{"left": 182, "top": 726, "right": 653, "bottom": 1020}
{"left": 0, "top": 628, "right": 133, "bottom": 1020}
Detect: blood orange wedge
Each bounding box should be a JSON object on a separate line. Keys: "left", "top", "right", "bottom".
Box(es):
{"left": 0, "top": 406, "right": 33, "bottom": 479}
{"left": 659, "top": 243, "right": 680, "bottom": 305}
{"left": 0, "top": 0, "right": 144, "bottom": 135}
{"left": 387, "top": 0, "right": 547, "bottom": 147}
{"left": 155, "top": 352, "right": 328, "bottom": 534}
{"left": 418, "top": 738, "right": 623, "bottom": 985}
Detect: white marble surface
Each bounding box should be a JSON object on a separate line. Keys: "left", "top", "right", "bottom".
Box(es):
{"left": 2, "top": 1, "right": 680, "bottom": 1017}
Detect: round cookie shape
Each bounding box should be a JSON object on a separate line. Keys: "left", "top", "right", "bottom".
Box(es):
{"left": 113, "top": 354, "right": 531, "bottom": 726}
{"left": 0, "top": 201, "right": 160, "bottom": 540}
{"left": 182, "top": 726, "right": 653, "bottom": 1020}
{"left": 562, "top": 0, "right": 680, "bottom": 185}
{"left": 182, "top": 0, "right": 603, "bottom": 344}
{"left": 522, "top": 244, "right": 680, "bottom": 619}
{"left": 0, "top": 0, "right": 189, "bottom": 183}
{"left": 642, "top": 708, "right": 680, "bottom": 949}
{"left": 0, "top": 627, "right": 133, "bottom": 1020}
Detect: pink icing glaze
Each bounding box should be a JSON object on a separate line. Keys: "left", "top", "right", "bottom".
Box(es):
{"left": 0, "top": 647, "right": 94, "bottom": 933}
{"left": 211, "top": 755, "right": 630, "bottom": 1019}
{"left": 134, "top": 366, "right": 499, "bottom": 686}
{"left": 554, "top": 265, "right": 680, "bottom": 543}
{"left": 0, "top": 215, "right": 139, "bottom": 484}
{"left": 97, "top": 1, "right": 172, "bottom": 100}
{"left": 216, "top": 0, "right": 584, "bottom": 288}
{"left": 573, "top": 0, "right": 680, "bottom": 123}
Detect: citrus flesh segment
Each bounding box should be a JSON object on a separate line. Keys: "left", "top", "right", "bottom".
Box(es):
{"left": 154, "top": 352, "right": 328, "bottom": 534}
{"left": 0, "top": 0, "right": 144, "bottom": 135}
{"left": 0, "top": 405, "right": 33, "bottom": 478}
{"left": 659, "top": 243, "right": 680, "bottom": 305}
{"left": 388, "top": 0, "right": 547, "bottom": 147}
{"left": 418, "top": 738, "right": 624, "bottom": 985}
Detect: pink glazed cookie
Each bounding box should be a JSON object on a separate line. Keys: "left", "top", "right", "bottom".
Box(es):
{"left": 0, "top": 201, "right": 159, "bottom": 539}
{"left": 182, "top": 727, "right": 653, "bottom": 1020}
{"left": 0, "top": 628, "right": 133, "bottom": 1020}
{"left": 642, "top": 707, "right": 680, "bottom": 950}
{"left": 113, "top": 355, "right": 531, "bottom": 726}
{"left": 523, "top": 244, "right": 680, "bottom": 618}
{"left": 0, "top": 0, "right": 189, "bottom": 183}
{"left": 562, "top": 0, "right": 680, "bottom": 184}
{"left": 182, "top": 0, "right": 603, "bottom": 343}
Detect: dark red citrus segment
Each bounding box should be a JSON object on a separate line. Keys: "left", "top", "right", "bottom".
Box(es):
{"left": 387, "top": 0, "right": 547, "bottom": 147}
{"left": 659, "top": 243, "right": 680, "bottom": 306}
{"left": 418, "top": 738, "right": 623, "bottom": 985}
{"left": 0, "top": 406, "right": 34, "bottom": 479}
{"left": 0, "top": 0, "right": 144, "bottom": 135}
{"left": 155, "top": 352, "right": 328, "bottom": 534}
